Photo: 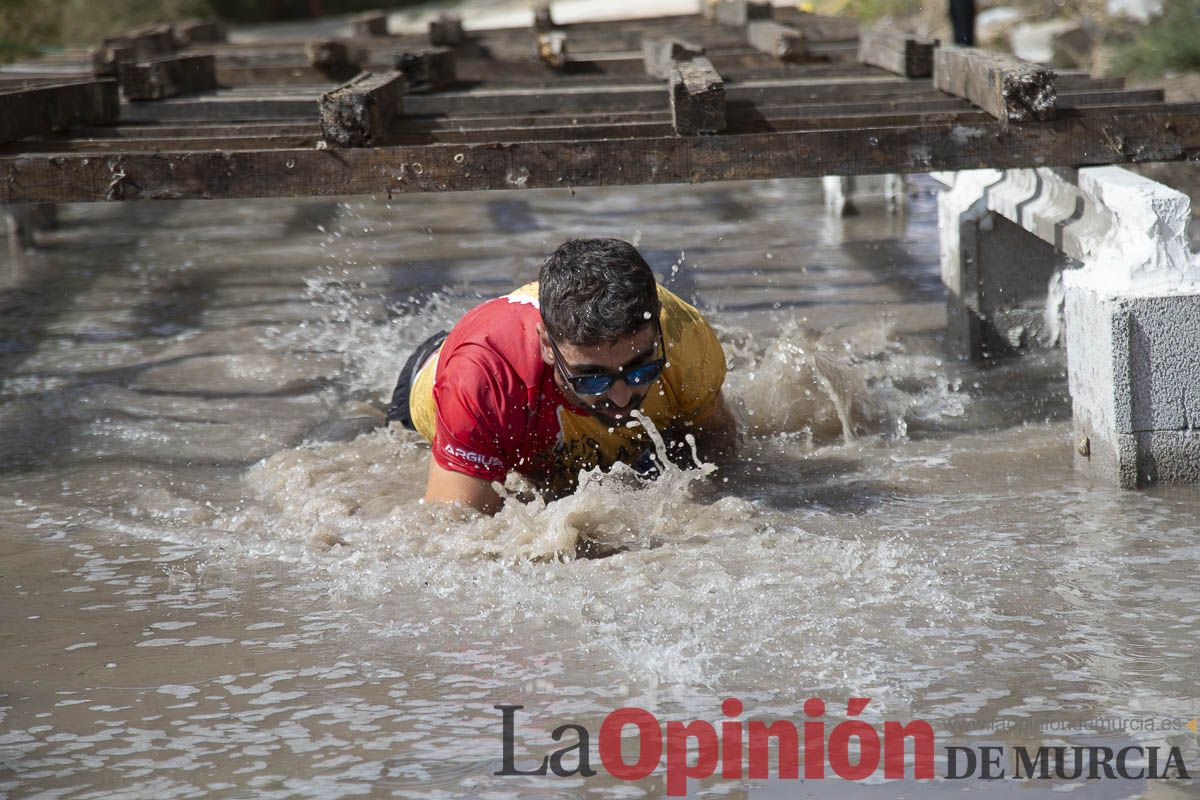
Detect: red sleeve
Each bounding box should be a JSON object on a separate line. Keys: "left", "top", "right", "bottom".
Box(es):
{"left": 431, "top": 346, "right": 522, "bottom": 482}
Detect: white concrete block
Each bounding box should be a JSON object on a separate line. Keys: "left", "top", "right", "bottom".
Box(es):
{"left": 1066, "top": 284, "right": 1200, "bottom": 488}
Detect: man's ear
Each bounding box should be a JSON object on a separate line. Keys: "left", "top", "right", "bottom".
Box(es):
{"left": 536, "top": 324, "right": 554, "bottom": 366}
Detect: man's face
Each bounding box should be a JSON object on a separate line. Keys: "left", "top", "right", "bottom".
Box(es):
{"left": 539, "top": 322, "right": 661, "bottom": 427}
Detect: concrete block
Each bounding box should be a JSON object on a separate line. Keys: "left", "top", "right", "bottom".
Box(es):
{"left": 939, "top": 164, "right": 1200, "bottom": 486}
{"left": 939, "top": 170, "right": 1062, "bottom": 357}
{"left": 1066, "top": 284, "right": 1200, "bottom": 488}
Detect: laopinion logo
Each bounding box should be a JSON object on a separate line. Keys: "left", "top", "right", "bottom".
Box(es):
{"left": 494, "top": 699, "right": 1192, "bottom": 795}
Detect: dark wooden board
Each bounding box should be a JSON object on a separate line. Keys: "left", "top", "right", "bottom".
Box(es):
{"left": 119, "top": 54, "right": 219, "bottom": 101}
{"left": 0, "top": 79, "right": 119, "bottom": 144}
{"left": 4, "top": 104, "right": 1198, "bottom": 202}
{"left": 715, "top": 1, "right": 774, "bottom": 27}
{"left": 90, "top": 24, "right": 176, "bottom": 77}
{"left": 351, "top": 11, "right": 389, "bottom": 37}
{"left": 318, "top": 71, "right": 406, "bottom": 146}
{"left": 934, "top": 46, "right": 1056, "bottom": 122}
{"left": 671, "top": 57, "right": 725, "bottom": 134}
{"left": 858, "top": 28, "right": 938, "bottom": 78}
{"left": 8, "top": 93, "right": 1168, "bottom": 153}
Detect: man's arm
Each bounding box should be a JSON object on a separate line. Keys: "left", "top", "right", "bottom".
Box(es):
{"left": 424, "top": 458, "right": 503, "bottom": 515}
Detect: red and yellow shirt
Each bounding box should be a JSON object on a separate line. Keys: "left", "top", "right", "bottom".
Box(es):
{"left": 409, "top": 282, "right": 726, "bottom": 488}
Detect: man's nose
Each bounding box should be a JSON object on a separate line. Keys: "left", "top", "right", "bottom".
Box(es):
{"left": 606, "top": 378, "right": 634, "bottom": 408}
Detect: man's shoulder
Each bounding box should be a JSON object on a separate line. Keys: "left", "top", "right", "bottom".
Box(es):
{"left": 657, "top": 284, "right": 716, "bottom": 333}
{"left": 435, "top": 285, "right": 544, "bottom": 395}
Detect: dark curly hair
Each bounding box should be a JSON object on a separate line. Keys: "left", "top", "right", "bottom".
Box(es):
{"left": 538, "top": 238, "right": 661, "bottom": 346}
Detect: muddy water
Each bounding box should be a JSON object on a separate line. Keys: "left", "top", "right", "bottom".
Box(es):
{"left": 2, "top": 178, "right": 1198, "bottom": 799}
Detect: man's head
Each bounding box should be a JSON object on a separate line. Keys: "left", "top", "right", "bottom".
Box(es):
{"left": 538, "top": 239, "right": 664, "bottom": 426}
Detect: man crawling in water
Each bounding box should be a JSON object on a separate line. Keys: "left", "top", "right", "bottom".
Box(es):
{"left": 386, "top": 238, "right": 737, "bottom": 514}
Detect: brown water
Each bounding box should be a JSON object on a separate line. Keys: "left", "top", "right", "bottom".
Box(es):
{"left": 2, "top": 177, "right": 1198, "bottom": 799}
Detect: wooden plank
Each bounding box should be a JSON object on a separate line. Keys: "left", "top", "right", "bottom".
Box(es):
{"left": 399, "top": 109, "right": 670, "bottom": 131}
{"left": 857, "top": 28, "right": 938, "bottom": 78}
{"left": 430, "top": 14, "right": 466, "bottom": 47}
{"left": 0, "top": 79, "right": 119, "bottom": 143}
{"left": 117, "top": 95, "right": 321, "bottom": 123}
{"left": 90, "top": 24, "right": 177, "bottom": 77}
{"left": 789, "top": 16, "right": 860, "bottom": 43}
{"left": 351, "top": 11, "right": 389, "bottom": 38}
{"left": 3, "top": 104, "right": 1198, "bottom": 203}
{"left": 934, "top": 46, "right": 1055, "bottom": 122}
{"left": 305, "top": 40, "right": 365, "bottom": 82}
{"left": 1058, "top": 73, "right": 1121, "bottom": 91}
{"left": 9, "top": 94, "right": 1172, "bottom": 153}
{"left": 176, "top": 19, "right": 228, "bottom": 45}
{"left": 671, "top": 57, "right": 725, "bottom": 135}
{"left": 400, "top": 75, "right": 921, "bottom": 116}
{"left": 1059, "top": 88, "right": 1163, "bottom": 107}
{"left": 715, "top": 1, "right": 773, "bottom": 27}
{"left": 805, "top": 41, "right": 858, "bottom": 62}
{"left": 0, "top": 74, "right": 91, "bottom": 89}
{"left": 108, "top": 75, "right": 929, "bottom": 122}
{"left": 393, "top": 49, "right": 456, "bottom": 93}
{"left": 208, "top": 50, "right": 875, "bottom": 87}
{"left": 118, "top": 54, "right": 219, "bottom": 101}
{"left": 2, "top": 133, "right": 318, "bottom": 154}
{"left": 643, "top": 38, "right": 704, "bottom": 80}
{"left": 72, "top": 121, "right": 317, "bottom": 139}
{"left": 318, "top": 70, "right": 406, "bottom": 147}
{"left": 746, "top": 21, "right": 806, "bottom": 62}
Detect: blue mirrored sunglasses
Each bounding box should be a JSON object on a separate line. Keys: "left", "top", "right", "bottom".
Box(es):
{"left": 546, "top": 325, "right": 667, "bottom": 397}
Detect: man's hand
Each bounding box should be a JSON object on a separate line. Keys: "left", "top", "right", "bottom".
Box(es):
{"left": 424, "top": 459, "right": 502, "bottom": 515}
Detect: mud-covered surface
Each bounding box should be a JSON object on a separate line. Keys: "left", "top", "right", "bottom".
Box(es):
{"left": 2, "top": 177, "right": 1199, "bottom": 799}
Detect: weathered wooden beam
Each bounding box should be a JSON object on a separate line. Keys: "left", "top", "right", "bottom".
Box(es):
{"left": 790, "top": 16, "right": 860, "bottom": 43}
{"left": 3, "top": 104, "right": 1197, "bottom": 203}
{"left": 399, "top": 75, "right": 918, "bottom": 116}
{"left": 857, "top": 28, "right": 938, "bottom": 77}
{"left": 117, "top": 94, "right": 337, "bottom": 123}
{"left": 107, "top": 75, "right": 924, "bottom": 123}
{"left": 72, "top": 121, "right": 317, "bottom": 139}
{"left": 393, "top": 49, "right": 455, "bottom": 92}
{"left": 305, "top": 39, "right": 365, "bottom": 82}
{"left": 670, "top": 56, "right": 725, "bottom": 135}
{"left": 430, "top": 15, "right": 466, "bottom": 47}
{"left": 715, "top": 1, "right": 773, "bottom": 27}
{"left": 25, "top": 64, "right": 1127, "bottom": 127}
{"left": 208, "top": 49, "right": 869, "bottom": 88}
{"left": 318, "top": 70, "right": 406, "bottom": 147}
{"left": 0, "top": 79, "right": 119, "bottom": 143}
{"left": 118, "top": 54, "right": 219, "bottom": 101}
{"left": 934, "top": 46, "right": 1056, "bottom": 123}
{"left": 4, "top": 133, "right": 319, "bottom": 154}
{"left": 643, "top": 38, "right": 705, "bottom": 80}
{"left": 351, "top": 11, "right": 389, "bottom": 38}
{"left": 176, "top": 19, "right": 228, "bottom": 46}
{"left": 90, "top": 24, "right": 177, "bottom": 77}
{"left": 746, "top": 21, "right": 806, "bottom": 61}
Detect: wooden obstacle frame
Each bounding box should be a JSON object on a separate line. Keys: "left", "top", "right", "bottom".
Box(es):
{"left": 0, "top": 4, "right": 1197, "bottom": 203}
